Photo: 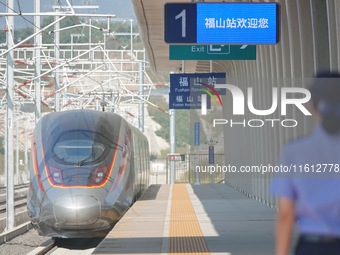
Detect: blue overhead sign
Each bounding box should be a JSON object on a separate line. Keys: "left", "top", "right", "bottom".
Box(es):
{"left": 169, "top": 73, "right": 226, "bottom": 110}
{"left": 169, "top": 92, "right": 211, "bottom": 110}
{"left": 164, "top": 3, "right": 279, "bottom": 44}
{"left": 170, "top": 73, "right": 226, "bottom": 95}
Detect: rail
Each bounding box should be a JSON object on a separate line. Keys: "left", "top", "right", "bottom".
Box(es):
{"left": 30, "top": 239, "right": 57, "bottom": 255}
{"left": 0, "top": 183, "right": 29, "bottom": 194}
{"left": 0, "top": 194, "right": 27, "bottom": 214}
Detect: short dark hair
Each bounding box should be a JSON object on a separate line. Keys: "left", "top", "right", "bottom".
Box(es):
{"left": 309, "top": 71, "right": 340, "bottom": 105}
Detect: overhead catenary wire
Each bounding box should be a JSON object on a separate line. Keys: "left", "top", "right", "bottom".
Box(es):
{"left": 0, "top": 1, "right": 154, "bottom": 119}
{"left": 0, "top": 0, "right": 117, "bottom": 99}
{"left": 0, "top": 0, "right": 115, "bottom": 60}
{"left": 0, "top": 0, "right": 67, "bottom": 59}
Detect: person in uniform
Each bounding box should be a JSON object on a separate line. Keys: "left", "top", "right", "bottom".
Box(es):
{"left": 271, "top": 71, "right": 340, "bottom": 255}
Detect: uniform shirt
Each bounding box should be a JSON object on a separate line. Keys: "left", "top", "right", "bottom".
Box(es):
{"left": 271, "top": 125, "right": 340, "bottom": 236}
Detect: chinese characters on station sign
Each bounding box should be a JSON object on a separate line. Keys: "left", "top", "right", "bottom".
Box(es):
{"left": 169, "top": 92, "right": 211, "bottom": 110}
{"left": 164, "top": 3, "right": 279, "bottom": 44}
{"left": 169, "top": 73, "right": 226, "bottom": 110}
{"left": 204, "top": 18, "right": 269, "bottom": 29}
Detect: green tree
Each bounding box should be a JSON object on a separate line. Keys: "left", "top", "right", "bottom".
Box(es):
{"left": 147, "top": 96, "right": 205, "bottom": 148}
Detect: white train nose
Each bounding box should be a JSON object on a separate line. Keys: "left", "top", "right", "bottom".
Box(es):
{"left": 53, "top": 196, "right": 100, "bottom": 226}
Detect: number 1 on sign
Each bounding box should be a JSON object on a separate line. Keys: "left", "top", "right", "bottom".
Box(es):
{"left": 175, "top": 9, "right": 186, "bottom": 38}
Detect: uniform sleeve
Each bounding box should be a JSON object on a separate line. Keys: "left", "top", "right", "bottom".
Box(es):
{"left": 270, "top": 145, "right": 297, "bottom": 200}
{"left": 271, "top": 177, "right": 296, "bottom": 200}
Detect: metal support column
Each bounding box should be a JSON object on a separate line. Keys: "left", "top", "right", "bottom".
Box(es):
{"left": 16, "top": 119, "right": 19, "bottom": 184}
{"left": 34, "top": 0, "right": 41, "bottom": 122}
{"left": 169, "top": 109, "right": 176, "bottom": 184}
{"left": 5, "top": 0, "right": 15, "bottom": 231}
{"left": 89, "top": 18, "right": 94, "bottom": 60}
{"left": 24, "top": 121, "right": 28, "bottom": 174}
{"left": 54, "top": 0, "right": 60, "bottom": 112}
{"left": 169, "top": 61, "right": 185, "bottom": 184}
{"left": 138, "top": 62, "right": 144, "bottom": 132}
{"left": 130, "top": 19, "right": 134, "bottom": 58}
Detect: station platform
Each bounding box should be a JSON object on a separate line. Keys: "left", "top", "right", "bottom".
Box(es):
{"left": 92, "top": 184, "right": 276, "bottom": 255}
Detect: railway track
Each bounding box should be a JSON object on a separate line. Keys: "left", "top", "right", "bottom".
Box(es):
{"left": 28, "top": 238, "right": 100, "bottom": 255}
{"left": 0, "top": 183, "right": 29, "bottom": 194}
{"left": 0, "top": 194, "right": 27, "bottom": 214}
{"left": 0, "top": 183, "right": 30, "bottom": 233}
{"left": 29, "top": 239, "right": 57, "bottom": 255}
{"left": 0, "top": 183, "right": 103, "bottom": 254}
{"left": 0, "top": 184, "right": 29, "bottom": 215}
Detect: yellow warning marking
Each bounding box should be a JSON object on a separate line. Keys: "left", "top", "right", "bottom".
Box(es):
{"left": 169, "top": 184, "right": 210, "bottom": 254}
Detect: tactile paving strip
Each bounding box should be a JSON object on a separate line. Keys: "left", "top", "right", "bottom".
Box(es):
{"left": 169, "top": 184, "right": 210, "bottom": 254}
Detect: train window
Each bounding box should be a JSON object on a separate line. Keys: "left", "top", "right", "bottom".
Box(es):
{"left": 52, "top": 131, "right": 107, "bottom": 164}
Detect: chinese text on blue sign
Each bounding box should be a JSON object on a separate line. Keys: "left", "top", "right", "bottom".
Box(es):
{"left": 169, "top": 73, "right": 226, "bottom": 110}
{"left": 164, "top": 3, "right": 279, "bottom": 44}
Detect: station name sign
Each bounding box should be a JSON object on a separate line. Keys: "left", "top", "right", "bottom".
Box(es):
{"left": 164, "top": 2, "right": 279, "bottom": 44}
{"left": 169, "top": 73, "right": 226, "bottom": 110}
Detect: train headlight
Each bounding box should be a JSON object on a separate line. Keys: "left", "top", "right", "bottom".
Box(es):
{"left": 49, "top": 166, "right": 63, "bottom": 184}
{"left": 92, "top": 166, "right": 109, "bottom": 185}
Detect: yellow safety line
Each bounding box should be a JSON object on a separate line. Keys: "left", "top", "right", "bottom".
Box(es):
{"left": 169, "top": 184, "right": 210, "bottom": 255}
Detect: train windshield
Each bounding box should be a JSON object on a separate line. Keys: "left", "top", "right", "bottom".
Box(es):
{"left": 52, "top": 131, "right": 107, "bottom": 164}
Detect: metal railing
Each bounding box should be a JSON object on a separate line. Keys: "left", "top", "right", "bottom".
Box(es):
{"left": 165, "top": 153, "right": 225, "bottom": 184}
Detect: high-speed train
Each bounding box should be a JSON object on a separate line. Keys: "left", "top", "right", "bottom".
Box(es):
{"left": 27, "top": 109, "right": 150, "bottom": 238}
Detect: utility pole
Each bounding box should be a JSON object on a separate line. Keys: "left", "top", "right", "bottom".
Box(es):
{"left": 6, "top": 0, "right": 15, "bottom": 231}
{"left": 169, "top": 109, "right": 176, "bottom": 184}
{"left": 130, "top": 19, "right": 133, "bottom": 58}
{"left": 34, "top": 0, "right": 41, "bottom": 122}
{"left": 169, "top": 61, "right": 185, "bottom": 184}
{"left": 16, "top": 119, "right": 19, "bottom": 183}
{"left": 138, "top": 62, "right": 144, "bottom": 132}
{"left": 54, "top": 0, "right": 60, "bottom": 112}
